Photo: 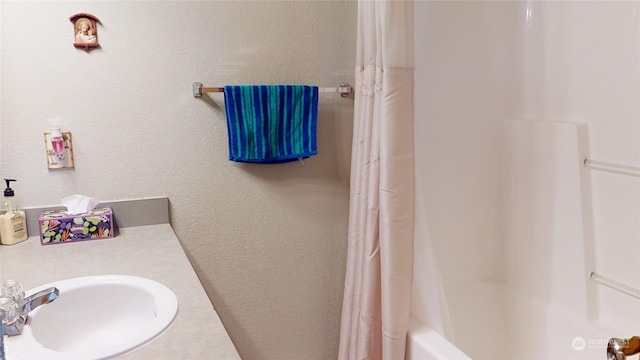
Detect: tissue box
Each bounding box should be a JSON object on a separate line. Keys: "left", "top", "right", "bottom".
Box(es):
{"left": 39, "top": 206, "right": 114, "bottom": 245}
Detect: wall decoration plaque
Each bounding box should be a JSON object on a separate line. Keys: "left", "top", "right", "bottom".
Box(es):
{"left": 70, "top": 13, "right": 100, "bottom": 51}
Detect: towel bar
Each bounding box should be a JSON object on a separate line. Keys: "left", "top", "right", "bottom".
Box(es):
{"left": 192, "top": 82, "right": 352, "bottom": 98}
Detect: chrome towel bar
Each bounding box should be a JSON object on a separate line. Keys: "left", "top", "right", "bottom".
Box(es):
{"left": 192, "top": 82, "right": 352, "bottom": 98}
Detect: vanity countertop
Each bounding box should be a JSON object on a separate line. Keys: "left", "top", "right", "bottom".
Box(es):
{"left": 0, "top": 223, "right": 241, "bottom": 360}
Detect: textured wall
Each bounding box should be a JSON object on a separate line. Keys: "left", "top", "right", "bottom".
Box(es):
{"left": 0, "top": 1, "right": 356, "bottom": 359}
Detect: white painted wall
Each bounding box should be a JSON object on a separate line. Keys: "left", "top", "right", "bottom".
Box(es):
{"left": 0, "top": 2, "right": 356, "bottom": 359}
{"left": 414, "top": 0, "right": 640, "bottom": 353}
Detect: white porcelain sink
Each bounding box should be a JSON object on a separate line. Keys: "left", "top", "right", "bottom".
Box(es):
{"left": 6, "top": 275, "right": 178, "bottom": 359}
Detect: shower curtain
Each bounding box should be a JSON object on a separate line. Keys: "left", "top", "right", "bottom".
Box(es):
{"left": 338, "top": 1, "right": 414, "bottom": 359}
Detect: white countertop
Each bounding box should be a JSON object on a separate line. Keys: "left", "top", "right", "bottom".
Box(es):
{"left": 1, "top": 224, "right": 241, "bottom": 360}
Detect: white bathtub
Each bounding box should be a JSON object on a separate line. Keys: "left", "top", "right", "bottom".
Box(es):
{"left": 407, "top": 315, "right": 471, "bottom": 360}
{"left": 406, "top": 281, "right": 626, "bottom": 360}
{"left": 407, "top": 119, "right": 635, "bottom": 359}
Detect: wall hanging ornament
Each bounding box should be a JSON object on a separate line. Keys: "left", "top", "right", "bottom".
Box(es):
{"left": 70, "top": 13, "right": 100, "bottom": 51}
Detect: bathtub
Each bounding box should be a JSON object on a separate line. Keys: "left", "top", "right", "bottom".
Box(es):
{"left": 407, "top": 315, "right": 471, "bottom": 360}
{"left": 406, "top": 281, "right": 625, "bottom": 360}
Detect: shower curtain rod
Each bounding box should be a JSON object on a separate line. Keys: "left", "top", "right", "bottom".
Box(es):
{"left": 583, "top": 158, "right": 640, "bottom": 177}
{"left": 192, "top": 82, "right": 352, "bottom": 98}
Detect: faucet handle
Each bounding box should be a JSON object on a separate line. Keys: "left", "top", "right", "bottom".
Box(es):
{"left": 620, "top": 336, "right": 640, "bottom": 356}
{"left": 0, "top": 296, "right": 20, "bottom": 326}
{"left": 608, "top": 336, "right": 640, "bottom": 360}
{"left": 1, "top": 285, "right": 59, "bottom": 337}
{"left": 0, "top": 279, "right": 25, "bottom": 325}
{"left": 1, "top": 280, "right": 24, "bottom": 306}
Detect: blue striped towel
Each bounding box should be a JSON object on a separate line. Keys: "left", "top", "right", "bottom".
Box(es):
{"left": 223, "top": 85, "right": 319, "bottom": 163}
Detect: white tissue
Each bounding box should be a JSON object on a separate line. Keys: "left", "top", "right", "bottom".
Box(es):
{"left": 61, "top": 194, "right": 99, "bottom": 215}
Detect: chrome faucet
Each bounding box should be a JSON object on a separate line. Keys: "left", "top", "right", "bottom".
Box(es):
{"left": 0, "top": 281, "right": 59, "bottom": 337}
{"left": 607, "top": 336, "right": 640, "bottom": 360}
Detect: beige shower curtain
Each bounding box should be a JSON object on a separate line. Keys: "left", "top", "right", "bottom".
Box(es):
{"left": 338, "top": 1, "right": 414, "bottom": 359}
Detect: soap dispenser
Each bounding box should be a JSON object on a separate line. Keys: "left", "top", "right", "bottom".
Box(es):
{"left": 0, "top": 179, "right": 28, "bottom": 245}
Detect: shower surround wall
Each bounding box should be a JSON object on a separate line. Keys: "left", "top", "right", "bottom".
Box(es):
{"left": 414, "top": 1, "right": 640, "bottom": 356}
{"left": 0, "top": 2, "right": 356, "bottom": 359}
{"left": 511, "top": 1, "right": 640, "bottom": 331}
{"left": 414, "top": 0, "right": 516, "bottom": 298}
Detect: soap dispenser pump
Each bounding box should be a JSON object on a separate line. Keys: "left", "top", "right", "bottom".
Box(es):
{"left": 0, "top": 179, "right": 28, "bottom": 245}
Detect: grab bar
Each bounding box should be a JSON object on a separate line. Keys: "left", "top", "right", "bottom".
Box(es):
{"left": 608, "top": 336, "right": 640, "bottom": 360}
{"left": 583, "top": 158, "right": 640, "bottom": 177}
{"left": 589, "top": 272, "right": 640, "bottom": 300}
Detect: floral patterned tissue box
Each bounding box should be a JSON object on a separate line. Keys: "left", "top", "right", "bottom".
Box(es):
{"left": 39, "top": 206, "right": 114, "bottom": 245}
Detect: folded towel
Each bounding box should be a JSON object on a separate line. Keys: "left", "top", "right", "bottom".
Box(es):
{"left": 223, "top": 85, "right": 319, "bottom": 163}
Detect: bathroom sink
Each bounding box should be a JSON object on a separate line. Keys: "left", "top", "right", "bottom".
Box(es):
{"left": 6, "top": 275, "right": 178, "bottom": 359}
